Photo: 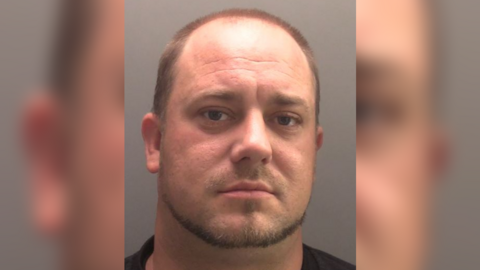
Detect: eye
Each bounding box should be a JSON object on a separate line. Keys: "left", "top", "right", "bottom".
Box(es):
{"left": 202, "top": 110, "right": 229, "bottom": 121}
{"left": 275, "top": 115, "right": 298, "bottom": 126}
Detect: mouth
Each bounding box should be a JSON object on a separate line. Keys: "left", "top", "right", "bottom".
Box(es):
{"left": 218, "top": 182, "right": 275, "bottom": 199}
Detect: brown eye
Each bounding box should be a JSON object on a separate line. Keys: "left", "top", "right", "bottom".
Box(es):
{"left": 276, "top": 115, "right": 299, "bottom": 126}
{"left": 203, "top": 110, "right": 229, "bottom": 121}
{"left": 278, "top": 116, "right": 292, "bottom": 125}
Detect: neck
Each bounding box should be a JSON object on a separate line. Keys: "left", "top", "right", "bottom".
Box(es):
{"left": 147, "top": 201, "right": 304, "bottom": 270}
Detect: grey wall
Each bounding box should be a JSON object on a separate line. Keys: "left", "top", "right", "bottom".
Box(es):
{"left": 125, "top": 0, "right": 356, "bottom": 264}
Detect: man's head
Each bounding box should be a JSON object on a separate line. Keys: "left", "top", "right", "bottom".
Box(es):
{"left": 356, "top": 1, "right": 446, "bottom": 269}
{"left": 142, "top": 9, "right": 323, "bottom": 249}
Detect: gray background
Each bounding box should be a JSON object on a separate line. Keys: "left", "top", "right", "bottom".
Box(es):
{"left": 125, "top": 0, "right": 356, "bottom": 264}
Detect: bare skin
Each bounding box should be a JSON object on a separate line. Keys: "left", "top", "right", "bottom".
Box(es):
{"left": 142, "top": 18, "right": 323, "bottom": 270}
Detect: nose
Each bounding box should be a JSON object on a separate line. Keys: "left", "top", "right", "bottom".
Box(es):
{"left": 230, "top": 111, "right": 273, "bottom": 165}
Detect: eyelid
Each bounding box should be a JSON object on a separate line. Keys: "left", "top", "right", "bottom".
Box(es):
{"left": 276, "top": 112, "right": 302, "bottom": 121}
{"left": 196, "top": 107, "right": 305, "bottom": 126}
{"left": 202, "top": 111, "right": 229, "bottom": 121}
{"left": 198, "top": 107, "right": 236, "bottom": 120}
{"left": 272, "top": 112, "right": 303, "bottom": 127}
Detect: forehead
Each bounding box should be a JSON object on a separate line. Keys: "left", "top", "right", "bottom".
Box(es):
{"left": 184, "top": 18, "right": 307, "bottom": 66}
{"left": 175, "top": 18, "right": 312, "bottom": 89}
{"left": 357, "top": 0, "right": 431, "bottom": 85}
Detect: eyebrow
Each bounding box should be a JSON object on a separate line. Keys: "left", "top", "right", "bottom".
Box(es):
{"left": 187, "top": 89, "right": 244, "bottom": 105}
{"left": 267, "top": 92, "right": 310, "bottom": 111}
{"left": 187, "top": 89, "right": 310, "bottom": 112}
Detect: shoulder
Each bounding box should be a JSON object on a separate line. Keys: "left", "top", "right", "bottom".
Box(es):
{"left": 125, "top": 254, "right": 135, "bottom": 270}
{"left": 302, "top": 244, "right": 356, "bottom": 270}
{"left": 125, "top": 251, "right": 143, "bottom": 270}
{"left": 125, "top": 236, "right": 155, "bottom": 270}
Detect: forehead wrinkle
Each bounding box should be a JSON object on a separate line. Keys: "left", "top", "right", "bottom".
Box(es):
{"left": 192, "top": 57, "right": 308, "bottom": 87}
{"left": 200, "top": 56, "right": 303, "bottom": 80}
{"left": 196, "top": 56, "right": 281, "bottom": 68}
{"left": 196, "top": 67, "right": 301, "bottom": 84}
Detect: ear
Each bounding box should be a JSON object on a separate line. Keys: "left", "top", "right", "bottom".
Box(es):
{"left": 22, "top": 91, "right": 66, "bottom": 236}
{"left": 315, "top": 125, "right": 324, "bottom": 151}
{"left": 141, "top": 113, "right": 162, "bottom": 173}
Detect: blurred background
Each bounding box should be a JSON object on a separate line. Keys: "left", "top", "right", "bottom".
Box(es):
{"left": 1, "top": 0, "right": 125, "bottom": 269}
{"left": 431, "top": 1, "right": 480, "bottom": 270}
{"left": 0, "top": 0, "right": 58, "bottom": 269}
{"left": 356, "top": 1, "right": 480, "bottom": 270}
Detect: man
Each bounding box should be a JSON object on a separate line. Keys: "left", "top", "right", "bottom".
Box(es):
{"left": 22, "top": 0, "right": 124, "bottom": 269}
{"left": 356, "top": 1, "right": 447, "bottom": 270}
{"left": 126, "top": 9, "right": 354, "bottom": 270}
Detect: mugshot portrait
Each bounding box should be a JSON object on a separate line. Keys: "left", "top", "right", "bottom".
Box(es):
{"left": 125, "top": 1, "right": 355, "bottom": 269}
{"left": 3, "top": 0, "right": 480, "bottom": 269}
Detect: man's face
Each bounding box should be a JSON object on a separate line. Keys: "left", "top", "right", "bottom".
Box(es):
{"left": 157, "top": 19, "right": 322, "bottom": 248}
{"left": 356, "top": 1, "right": 435, "bottom": 270}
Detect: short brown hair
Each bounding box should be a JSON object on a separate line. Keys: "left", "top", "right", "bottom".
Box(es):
{"left": 153, "top": 8, "right": 320, "bottom": 124}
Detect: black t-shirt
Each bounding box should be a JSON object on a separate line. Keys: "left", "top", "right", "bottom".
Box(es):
{"left": 125, "top": 236, "right": 355, "bottom": 270}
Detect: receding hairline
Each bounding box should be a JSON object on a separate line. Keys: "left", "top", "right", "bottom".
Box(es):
{"left": 177, "top": 13, "right": 315, "bottom": 71}
{"left": 184, "top": 15, "right": 305, "bottom": 45}
{"left": 177, "top": 17, "right": 313, "bottom": 81}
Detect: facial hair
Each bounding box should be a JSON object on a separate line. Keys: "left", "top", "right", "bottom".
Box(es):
{"left": 159, "top": 162, "right": 308, "bottom": 249}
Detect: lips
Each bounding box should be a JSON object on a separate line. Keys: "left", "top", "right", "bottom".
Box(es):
{"left": 219, "top": 181, "right": 274, "bottom": 194}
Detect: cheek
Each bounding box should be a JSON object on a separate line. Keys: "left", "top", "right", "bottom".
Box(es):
{"left": 161, "top": 120, "right": 230, "bottom": 197}
{"left": 272, "top": 138, "right": 316, "bottom": 207}
{"left": 164, "top": 119, "right": 229, "bottom": 168}
{"left": 272, "top": 130, "right": 316, "bottom": 173}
